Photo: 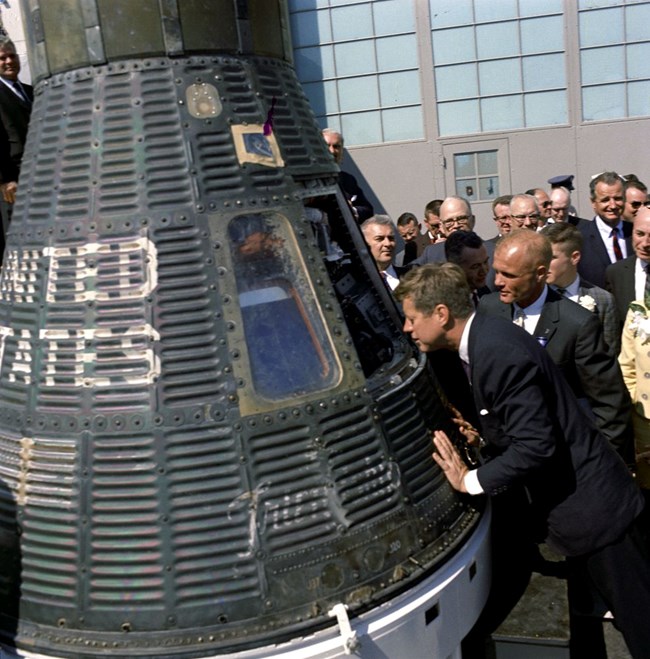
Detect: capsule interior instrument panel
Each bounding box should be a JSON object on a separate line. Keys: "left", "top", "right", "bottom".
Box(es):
{"left": 0, "top": 1, "right": 485, "bottom": 657}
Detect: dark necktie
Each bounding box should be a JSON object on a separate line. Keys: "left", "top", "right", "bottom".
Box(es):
{"left": 472, "top": 290, "right": 479, "bottom": 308}
{"left": 645, "top": 264, "right": 650, "bottom": 305}
{"left": 11, "top": 81, "right": 31, "bottom": 106}
{"left": 461, "top": 358, "right": 471, "bottom": 384}
{"left": 555, "top": 287, "right": 567, "bottom": 297}
{"left": 611, "top": 229, "right": 623, "bottom": 261}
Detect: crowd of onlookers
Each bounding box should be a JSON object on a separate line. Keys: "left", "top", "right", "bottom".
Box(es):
{"left": 358, "top": 172, "right": 650, "bottom": 659}
{"left": 360, "top": 170, "right": 650, "bottom": 491}
{"left": 328, "top": 118, "right": 650, "bottom": 655}
{"left": 322, "top": 126, "right": 650, "bottom": 496}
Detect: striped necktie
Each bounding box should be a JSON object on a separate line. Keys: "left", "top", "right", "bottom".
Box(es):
{"left": 610, "top": 229, "right": 623, "bottom": 261}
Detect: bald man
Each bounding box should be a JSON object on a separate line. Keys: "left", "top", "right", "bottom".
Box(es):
{"left": 478, "top": 230, "right": 632, "bottom": 459}
{"left": 416, "top": 196, "right": 477, "bottom": 265}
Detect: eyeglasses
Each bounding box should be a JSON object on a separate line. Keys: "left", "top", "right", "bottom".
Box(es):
{"left": 442, "top": 215, "right": 471, "bottom": 228}
{"left": 551, "top": 206, "right": 568, "bottom": 213}
{"left": 511, "top": 213, "right": 541, "bottom": 220}
{"left": 630, "top": 201, "right": 648, "bottom": 209}
{"left": 494, "top": 215, "right": 511, "bottom": 222}
{"left": 541, "top": 201, "right": 552, "bottom": 208}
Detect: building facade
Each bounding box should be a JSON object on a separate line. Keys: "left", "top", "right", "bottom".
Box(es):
{"left": 288, "top": 0, "right": 650, "bottom": 236}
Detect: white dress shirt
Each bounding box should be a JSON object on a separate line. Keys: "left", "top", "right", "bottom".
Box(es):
{"left": 456, "top": 313, "right": 484, "bottom": 495}
{"left": 552, "top": 275, "right": 580, "bottom": 302}
{"left": 513, "top": 286, "right": 549, "bottom": 335}
{"left": 383, "top": 265, "right": 400, "bottom": 290}
{"left": 594, "top": 215, "right": 628, "bottom": 262}
{"left": 634, "top": 257, "right": 650, "bottom": 303}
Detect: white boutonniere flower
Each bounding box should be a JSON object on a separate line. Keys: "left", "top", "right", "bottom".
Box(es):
{"left": 578, "top": 295, "right": 596, "bottom": 312}
{"left": 628, "top": 302, "right": 650, "bottom": 345}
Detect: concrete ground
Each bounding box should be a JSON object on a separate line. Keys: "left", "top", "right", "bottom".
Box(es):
{"left": 490, "top": 545, "right": 632, "bottom": 659}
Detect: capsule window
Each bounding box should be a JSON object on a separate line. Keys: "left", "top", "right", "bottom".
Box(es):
{"left": 228, "top": 213, "right": 340, "bottom": 400}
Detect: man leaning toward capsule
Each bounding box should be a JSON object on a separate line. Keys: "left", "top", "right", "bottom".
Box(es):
{"left": 394, "top": 263, "right": 650, "bottom": 659}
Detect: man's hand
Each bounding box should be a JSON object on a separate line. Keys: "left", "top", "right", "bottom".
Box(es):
{"left": 432, "top": 430, "right": 469, "bottom": 493}
{"left": 1, "top": 181, "right": 17, "bottom": 204}
{"left": 447, "top": 403, "right": 481, "bottom": 447}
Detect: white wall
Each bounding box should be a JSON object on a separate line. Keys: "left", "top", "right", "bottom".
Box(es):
{"left": 347, "top": 116, "right": 650, "bottom": 240}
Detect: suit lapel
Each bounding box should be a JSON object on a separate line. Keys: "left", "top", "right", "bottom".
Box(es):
{"left": 585, "top": 220, "right": 611, "bottom": 268}
{"left": 625, "top": 258, "right": 637, "bottom": 302}
{"left": 622, "top": 222, "right": 633, "bottom": 256}
{"left": 532, "top": 290, "right": 561, "bottom": 344}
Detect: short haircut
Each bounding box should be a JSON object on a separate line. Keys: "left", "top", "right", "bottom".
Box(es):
{"left": 492, "top": 195, "right": 513, "bottom": 213}
{"left": 510, "top": 193, "right": 540, "bottom": 213}
{"left": 589, "top": 171, "right": 624, "bottom": 200}
{"left": 394, "top": 263, "right": 473, "bottom": 319}
{"left": 525, "top": 188, "right": 544, "bottom": 196}
{"left": 444, "top": 230, "right": 484, "bottom": 264}
{"left": 361, "top": 214, "right": 394, "bottom": 234}
{"left": 424, "top": 199, "right": 443, "bottom": 217}
{"left": 541, "top": 222, "right": 583, "bottom": 256}
{"left": 0, "top": 37, "right": 16, "bottom": 52}
{"left": 397, "top": 212, "right": 418, "bottom": 227}
{"left": 495, "top": 229, "right": 552, "bottom": 269}
{"left": 625, "top": 178, "right": 648, "bottom": 195}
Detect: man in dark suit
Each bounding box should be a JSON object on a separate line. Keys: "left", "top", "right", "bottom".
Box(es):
{"left": 622, "top": 176, "right": 648, "bottom": 223}
{"left": 526, "top": 187, "right": 552, "bottom": 227}
{"left": 416, "top": 196, "right": 474, "bottom": 265}
{"left": 549, "top": 185, "right": 587, "bottom": 227}
{"left": 577, "top": 171, "right": 632, "bottom": 288}
{"left": 485, "top": 195, "right": 512, "bottom": 244}
{"left": 0, "top": 37, "right": 33, "bottom": 257}
{"left": 444, "top": 230, "right": 491, "bottom": 306}
{"left": 360, "top": 215, "right": 408, "bottom": 291}
{"left": 541, "top": 222, "right": 620, "bottom": 354}
{"left": 322, "top": 128, "right": 374, "bottom": 222}
{"left": 478, "top": 230, "right": 632, "bottom": 459}
{"left": 395, "top": 212, "right": 430, "bottom": 265}
{"left": 422, "top": 199, "right": 444, "bottom": 244}
{"left": 606, "top": 205, "right": 650, "bottom": 326}
{"left": 395, "top": 263, "right": 650, "bottom": 658}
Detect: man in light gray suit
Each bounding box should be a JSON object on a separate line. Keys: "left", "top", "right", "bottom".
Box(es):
{"left": 541, "top": 222, "right": 620, "bottom": 354}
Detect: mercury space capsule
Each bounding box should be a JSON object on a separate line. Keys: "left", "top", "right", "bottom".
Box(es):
{"left": 0, "top": 2, "right": 489, "bottom": 657}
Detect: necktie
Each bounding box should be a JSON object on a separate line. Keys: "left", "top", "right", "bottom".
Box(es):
{"left": 461, "top": 358, "right": 471, "bottom": 384}
{"left": 513, "top": 308, "right": 526, "bottom": 328}
{"left": 645, "top": 264, "right": 650, "bottom": 306}
{"left": 611, "top": 229, "right": 623, "bottom": 261}
{"left": 472, "top": 290, "right": 479, "bottom": 308}
{"left": 12, "top": 81, "right": 30, "bottom": 106}
{"left": 555, "top": 287, "right": 567, "bottom": 297}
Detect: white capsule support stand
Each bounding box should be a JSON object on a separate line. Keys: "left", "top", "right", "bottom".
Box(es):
{"left": 328, "top": 603, "right": 360, "bottom": 655}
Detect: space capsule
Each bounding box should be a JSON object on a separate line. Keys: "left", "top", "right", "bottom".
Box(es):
{"left": 0, "top": 2, "right": 489, "bottom": 657}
